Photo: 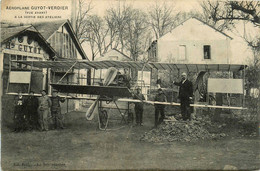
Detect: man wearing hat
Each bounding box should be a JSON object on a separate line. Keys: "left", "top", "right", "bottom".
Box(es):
{"left": 173, "top": 72, "right": 193, "bottom": 121}
{"left": 133, "top": 87, "right": 145, "bottom": 126}
{"left": 154, "top": 88, "right": 167, "bottom": 128}
{"left": 50, "top": 90, "right": 65, "bottom": 129}
{"left": 13, "top": 91, "right": 26, "bottom": 132}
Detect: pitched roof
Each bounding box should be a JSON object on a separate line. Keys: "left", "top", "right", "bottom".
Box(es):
{"left": 33, "top": 20, "right": 88, "bottom": 60}
{"left": 164, "top": 17, "right": 232, "bottom": 40}
{"left": 33, "top": 20, "right": 67, "bottom": 40}
{"left": 0, "top": 25, "right": 57, "bottom": 58}
{"left": 1, "top": 25, "right": 34, "bottom": 42}
{"left": 192, "top": 17, "right": 233, "bottom": 39}
{"left": 110, "top": 48, "right": 132, "bottom": 60}
{"left": 96, "top": 48, "right": 132, "bottom": 61}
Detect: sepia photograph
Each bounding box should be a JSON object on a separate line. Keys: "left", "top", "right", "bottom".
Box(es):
{"left": 0, "top": 0, "right": 259, "bottom": 170}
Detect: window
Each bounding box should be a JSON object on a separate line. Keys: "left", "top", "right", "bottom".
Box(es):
{"left": 204, "top": 45, "right": 211, "bottom": 59}
{"left": 11, "top": 54, "right": 16, "bottom": 61}
{"left": 17, "top": 55, "right": 22, "bottom": 61}
{"left": 178, "top": 45, "right": 186, "bottom": 60}
{"left": 6, "top": 54, "right": 43, "bottom": 69}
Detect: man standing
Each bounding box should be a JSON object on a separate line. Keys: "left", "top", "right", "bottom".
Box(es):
{"left": 133, "top": 87, "right": 145, "bottom": 126}
{"left": 38, "top": 90, "right": 51, "bottom": 131}
{"left": 13, "top": 91, "right": 26, "bottom": 132}
{"left": 173, "top": 72, "right": 193, "bottom": 121}
{"left": 154, "top": 88, "right": 167, "bottom": 128}
{"left": 123, "top": 68, "right": 131, "bottom": 89}
{"left": 25, "top": 91, "right": 39, "bottom": 130}
{"left": 50, "top": 90, "right": 65, "bottom": 129}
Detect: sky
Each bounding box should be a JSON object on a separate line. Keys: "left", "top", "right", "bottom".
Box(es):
{"left": 79, "top": 0, "right": 203, "bottom": 59}
{"left": 1, "top": 0, "right": 72, "bottom": 24}
{"left": 0, "top": 0, "right": 201, "bottom": 23}
{"left": 87, "top": 0, "right": 202, "bottom": 16}
{"left": 1, "top": 0, "right": 258, "bottom": 64}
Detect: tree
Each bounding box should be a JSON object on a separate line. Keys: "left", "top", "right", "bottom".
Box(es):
{"left": 105, "top": 4, "right": 132, "bottom": 53}
{"left": 85, "top": 15, "right": 115, "bottom": 60}
{"left": 200, "top": 1, "right": 230, "bottom": 31}
{"left": 104, "top": 12, "right": 119, "bottom": 50}
{"left": 201, "top": 0, "right": 260, "bottom": 132}
{"left": 125, "top": 9, "right": 148, "bottom": 61}
{"left": 147, "top": 1, "right": 180, "bottom": 39}
{"left": 201, "top": 0, "right": 260, "bottom": 62}
{"left": 200, "top": 1, "right": 260, "bottom": 28}
{"left": 75, "top": 0, "right": 93, "bottom": 44}
{"left": 105, "top": 4, "right": 150, "bottom": 61}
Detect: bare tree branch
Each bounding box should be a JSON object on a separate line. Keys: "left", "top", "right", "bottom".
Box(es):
{"left": 147, "top": 1, "right": 179, "bottom": 39}
{"left": 201, "top": 0, "right": 260, "bottom": 27}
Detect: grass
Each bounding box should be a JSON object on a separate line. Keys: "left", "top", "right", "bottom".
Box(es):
{"left": 1, "top": 105, "right": 260, "bottom": 170}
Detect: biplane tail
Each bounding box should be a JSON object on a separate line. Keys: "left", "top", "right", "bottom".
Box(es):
{"left": 86, "top": 67, "right": 118, "bottom": 120}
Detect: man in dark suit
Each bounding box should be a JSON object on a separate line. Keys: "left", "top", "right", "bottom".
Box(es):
{"left": 173, "top": 72, "right": 193, "bottom": 121}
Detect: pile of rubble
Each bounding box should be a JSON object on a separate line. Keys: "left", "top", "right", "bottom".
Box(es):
{"left": 141, "top": 117, "right": 226, "bottom": 142}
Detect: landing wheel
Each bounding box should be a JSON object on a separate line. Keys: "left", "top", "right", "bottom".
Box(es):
{"left": 99, "top": 110, "right": 108, "bottom": 129}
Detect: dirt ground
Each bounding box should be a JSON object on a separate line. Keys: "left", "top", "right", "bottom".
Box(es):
{"left": 1, "top": 105, "right": 260, "bottom": 170}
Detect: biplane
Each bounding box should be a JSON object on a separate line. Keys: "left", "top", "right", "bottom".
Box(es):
{"left": 7, "top": 59, "right": 247, "bottom": 130}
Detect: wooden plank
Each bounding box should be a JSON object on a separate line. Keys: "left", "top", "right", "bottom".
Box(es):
{"left": 117, "top": 98, "right": 247, "bottom": 110}
{"left": 5, "top": 92, "right": 247, "bottom": 110}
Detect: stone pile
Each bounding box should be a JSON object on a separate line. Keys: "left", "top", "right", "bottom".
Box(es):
{"left": 141, "top": 118, "right": 226, "bottom": 142}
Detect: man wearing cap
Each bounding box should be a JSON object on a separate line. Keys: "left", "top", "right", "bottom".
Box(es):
{"left": 38, "top": 90, "right": 52, "bottom": 131}
{"left": 51, "top": 90, "right": 65, "bottom": 129}
{"left": 13, "top": 91, "right": 26, "bottom": 132}
{"left": 173, "top": 72, "right": 193, "bottom": 121}
{"left": 154, "top": 88, "right": 167, "bottom": 128}
{"left": 133, "top": 87, "right": 145, "bottom": 126}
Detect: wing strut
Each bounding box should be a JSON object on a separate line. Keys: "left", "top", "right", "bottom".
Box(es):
{"left": 57, "top": 61, "right": 78, "bottom": 83}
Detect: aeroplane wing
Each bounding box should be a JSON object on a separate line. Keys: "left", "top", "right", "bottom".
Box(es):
{"left": 50, "top": 83, "right": 133, "bottom": 98}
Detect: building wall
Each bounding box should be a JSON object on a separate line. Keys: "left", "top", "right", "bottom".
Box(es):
{"left": 147, "top": 41, "right": 157, "bottom": 62}
{"left": 157, "top": 39, "right": 230, "bottom": 64}
{"left": 47, "top": 25, "right": 79, "bottom": 59}
{"left": 1, "top": 22, "right": 89, "bottom": 128}
{"left": 47, "top": 24, "right": 87, "bottom": 111}
{"left": 1, "top": 34, "right": 50, "bottom": 94}
{"left": 150, "top": 18, "right": 232, "bottom": 64}
{"left": 1, "top": 33, "right": 51, "bottom": 127}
